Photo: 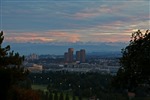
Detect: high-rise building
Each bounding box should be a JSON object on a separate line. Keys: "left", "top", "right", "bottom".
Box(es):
{"left": 75, "top": 49, "right": 86, "bottom": 63}
{"left": 64, "top": 48, "right": 86, "bottom": 63}
{"left": 76, "top": 51, "right": 80, "bottom": 61}
{"left": 27, "top": 53, "right": 39, "bottom": 60}
{"left": 80, "top": 49, "right": 86, "bottom": 63}
{"left": 64, "top": 52, "right": 69, "bottom": 62}
{"left": 68, "top": 48, "right": 74, "bottom": 63}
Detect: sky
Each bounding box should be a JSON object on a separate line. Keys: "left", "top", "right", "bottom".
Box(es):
{"left": 0, "top": 0, "right": 150, "bottom": 55}
{"left": 1, "top": 0, "right": 149, "bottom": 43}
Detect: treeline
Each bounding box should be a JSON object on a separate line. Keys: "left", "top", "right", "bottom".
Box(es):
{"left": 29, "top": 71, "right": 117, "bottom": 98}
{"left": 36, "top": 90, "right": 128, "bottom": 100}
{"left": 29, "top": 71, "right": 150, "bottom": 100}
{"left": 38, "top": 91, "right": 81, "bottom": 100}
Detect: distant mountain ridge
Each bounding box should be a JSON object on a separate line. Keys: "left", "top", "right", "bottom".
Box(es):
{"left": 87, "top": 51, "right": 122, "bottom": 58}
{"left": 3, "top": 42, "right": 128, "bottom": 55}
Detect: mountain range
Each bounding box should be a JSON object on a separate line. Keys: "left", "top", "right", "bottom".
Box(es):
{"left": 3, "top": 42, "right": 128, "bottom": 56}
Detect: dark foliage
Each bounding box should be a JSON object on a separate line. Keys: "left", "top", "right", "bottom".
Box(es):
{"left": 49, "top": 92, "right": 53, "bottom": 100}
{"left": 29, "top": 71, "right": 112, "bottom": 97}
{"left": 59, "top": 92, "right": 64, "bottom": 100}
{"left": 112, "top": 30, "right": 150, "bottom": 94}
{"left": 0, "top": 31, "right": 29, "bottom": 99}
{"left": 65, "top": 93, "right": 69, "bottom": 100}
{"left": 54, "top": 92, "right": 58, "bottom": 100}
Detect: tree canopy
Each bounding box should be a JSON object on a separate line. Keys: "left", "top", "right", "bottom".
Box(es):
{"left": 112, "top": 30, "right": 150, "bottom": 93}
{"left": 0, "top": 31, "right": 29, "bottom": 99}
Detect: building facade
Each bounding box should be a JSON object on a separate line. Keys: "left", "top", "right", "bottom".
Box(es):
{"left": 64, "top": 48, "right": 86, "bottom": 63}
{"left": 68, "top": 48, "right": 74, "bottom": 63}
{"left": 80, "top": 49, "right": 86, "bottom": 63}
{"left": 64, "top": 52, "right": 69, "bottom": 63}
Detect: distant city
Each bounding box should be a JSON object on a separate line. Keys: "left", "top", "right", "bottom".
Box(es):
{"left": 24, "top": 48, "right": 120, "bottom": 75}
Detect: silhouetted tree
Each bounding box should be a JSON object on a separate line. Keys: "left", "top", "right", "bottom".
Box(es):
{"left": 49, "top": 92, "right": 53, "bottom": 100}
{"left": 59, "top": 92, "right": 64, "bottom": 100}
{"left": 54, "top": 92, "right": 58, "bottom": 100}
{"left": 112, "top": 30, "right": 150, "bottom": 93}
{"left": 65, "top": 93, "right": 69, "bottom": 100}
{"left": 8, "top": 86, "right": 40, "bottom": 100}
{"left": 45, "top": 91, "right": 49, "bottom": 100}
{"left": 78, "top": 95, "right": 82, "bottom": 100}
{"left": 72, "top": 95, "right": 76, "bottom": 100}
{"left": 0, "top": 31, "right": 28, "bottom": 99}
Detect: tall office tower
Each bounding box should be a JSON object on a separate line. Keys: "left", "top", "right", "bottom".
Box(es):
{"left": 27, "top": 53, "right": 39, "bottom": 60}
{"left": 68, "top": 48, "right": 74, "bottom": 63}
{"left": 76, "top": 51, "right": 80, "bottom": 61}
{"left": 64, "top": 52, "right": 69, "bottom": 62}
{"left": 80, "top": 49, "right": 86, "bottom": 63}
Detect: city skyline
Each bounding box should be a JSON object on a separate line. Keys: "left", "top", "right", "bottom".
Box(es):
{"left": 1, "top": 0, "right": 149, "bottom": 43}
{"left": 64, "top": 48, "right": 86, "bottom": 63}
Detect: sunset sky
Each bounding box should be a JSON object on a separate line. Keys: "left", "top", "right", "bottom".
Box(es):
{"left": 0, "top": 0, "right": 150, "bottom": 43}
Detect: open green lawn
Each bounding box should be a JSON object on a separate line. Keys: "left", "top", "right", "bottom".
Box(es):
{"left": 31, "top": 84, "right": 48, "bottom": 92}
{"left": 31, "top": 84, "right": 87, "bottom": 100}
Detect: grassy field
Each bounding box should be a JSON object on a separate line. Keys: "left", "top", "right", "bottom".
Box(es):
{"left": 31, "top": 84, "right": 48, "bottom": 92}
{"left": 31, "top": 84, "right": 87, "bottom": 100}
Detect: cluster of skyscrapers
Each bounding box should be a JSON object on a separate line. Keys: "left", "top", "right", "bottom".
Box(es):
{"left": 64, "top": 48, "right": 86, "bottom": 63}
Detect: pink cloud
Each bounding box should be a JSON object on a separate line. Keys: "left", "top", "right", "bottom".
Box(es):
{"left": 5, "top": 31, "right": 81, "bottom": 43}
{"left": 74, "top": 12, "right": 99, "bottom": 19}
{"left": 73, "top": 6, "right": 113, "bottom": 19}
{"left": 5, "top": 30, "right": 131, "bottom": 43}
{"left": 6, "top": 36, "right": 55, "bottom": 43}
{"left": 89, "top": 33, "right": 130, "bottom": 42}
{"left": 45, "top": 31, "right": 80, "bottom": 42}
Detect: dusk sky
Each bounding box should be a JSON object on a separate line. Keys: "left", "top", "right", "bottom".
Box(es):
{"left": 1, "top": 0, "right": 149, "bottom": 43}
